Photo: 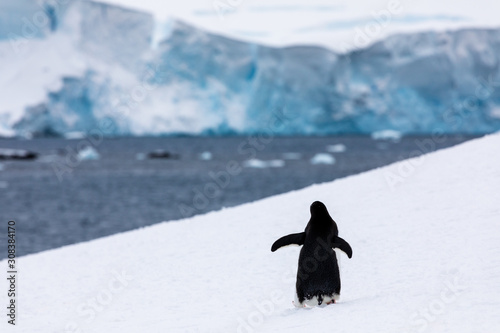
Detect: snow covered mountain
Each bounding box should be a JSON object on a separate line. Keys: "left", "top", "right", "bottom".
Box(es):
{"left": 2, "top": 133, "right": 499, "bottom": 331}
{"left": 1, "top": 0, "right": 500, "bottom": 137}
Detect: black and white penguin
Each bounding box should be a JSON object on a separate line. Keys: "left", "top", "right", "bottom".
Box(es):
{"left": 271, "top": 201, "right": 352, "bottom": 307}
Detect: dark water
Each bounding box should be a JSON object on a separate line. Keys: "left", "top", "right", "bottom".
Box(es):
{"left": 0, "top": 135, "right": 476, "bottom": 258}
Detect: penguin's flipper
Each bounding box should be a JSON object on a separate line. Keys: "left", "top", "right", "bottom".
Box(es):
{"left": 334, "top": 236, "right": 352, "bottom": 258}
{"left": 271, "top": 232, "right": 306, "bottom": 252}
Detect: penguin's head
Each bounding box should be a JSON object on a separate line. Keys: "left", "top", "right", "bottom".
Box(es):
{"left": 310, "top": 201, "right": 328, "bottom": 216}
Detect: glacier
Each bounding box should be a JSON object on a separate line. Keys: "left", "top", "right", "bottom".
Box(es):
{"left": 1, "top": 0, "right": 500, "bottom": 137}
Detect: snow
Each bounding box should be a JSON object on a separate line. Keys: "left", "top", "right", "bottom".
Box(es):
{"left": 310, "top": 153, "right": 336, "bottom": 165}
{"left": 4, "top": 134, "right": 499, "bottom": 332}
{"left": 104, "top": 0, "right": 500, "bottom": 52}
{"left": 2, "top": 2, "right": 500, "bottom": 137}
{"left": 0, "top": 122, "right": 15, "bottom": 137}
{"left": 0, "top": 0, "right": 153, "bottom": 135}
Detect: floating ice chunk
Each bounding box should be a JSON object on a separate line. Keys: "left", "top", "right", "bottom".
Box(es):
{"left": 371, "top": 130, "right": 403, "bottom": 141}
{"left": 243, "top": 159, "right": 285, "bottom": 168}
{"left": 0, "top": 148, "right": 37, "bottom": 160}
{"left": 243, "top": 159, "right": 267, "bottom": 168}
{"left": 147, "top": 150, "right": 179, "bottom": 159}
{"left": 310, "top": 153, "right": 336, "bottom": 165}
{"left": 282, "top": 152, "right": 302, "bottom": 160}
{"left": 326, "top": 144, "right": 346, "bottom": 153}
{"left": 77, "top": 146, "right": 100, "bottom": 161}
{"left": 199, "top": 151, "right": 213, "bottom": 160}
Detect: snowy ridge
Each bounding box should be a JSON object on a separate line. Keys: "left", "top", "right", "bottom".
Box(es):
{"left": 2, "top": 134, "right": 499, "bottom": 332}
{"left": 1, "top": 1, "right": 500, "bottom": 136}
{"left": 104, "top": 0, "right": 500, "bottom": 52}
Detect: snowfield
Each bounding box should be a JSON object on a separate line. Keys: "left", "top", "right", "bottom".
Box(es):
{"left": 2, "top": 134, "right": 500, "bottom": 332}
{"left": 106, "top": 0, "right": 500, "bottom": 52}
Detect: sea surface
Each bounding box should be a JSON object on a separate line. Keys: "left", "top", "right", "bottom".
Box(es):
{"left": 0, "top": 135, "right": 476, "bottom": 258}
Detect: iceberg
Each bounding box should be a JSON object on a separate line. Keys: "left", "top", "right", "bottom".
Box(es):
{"left": 0, "top": 148, "right": 38, "bottom": 160}
{"left": 371, "top": 130, "right": 403, "bottom": 141}
{"left": 77, "top": 145, "right": 100, "bottom": 161}
{"left": 310, "top": 153, "right": 336, "bottom": 165}
{"left": 242, "top": 158, "right": 285, "bottom": 168}
{"left": 199, "top": 151, "right": 213, "bottom": 160}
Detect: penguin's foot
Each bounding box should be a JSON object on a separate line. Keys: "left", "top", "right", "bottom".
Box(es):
{"left": 292, "top": 300, "right": 306, "bottom": 308}
{"left": 302, "top": 294, "right": 339, "bottom": 307}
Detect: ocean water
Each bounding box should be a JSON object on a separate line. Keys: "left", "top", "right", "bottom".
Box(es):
{"left": 0, "top": 135, "right": 476, "bottom": 258}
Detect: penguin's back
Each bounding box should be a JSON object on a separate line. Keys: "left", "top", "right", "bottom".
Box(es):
{"left": 295, "top": 235, "right": 341, "bottom": 304}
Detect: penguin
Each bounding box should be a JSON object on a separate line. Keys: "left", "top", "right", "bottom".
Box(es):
{"left": 271, "top": 201, "right": 352, "bottom": 307}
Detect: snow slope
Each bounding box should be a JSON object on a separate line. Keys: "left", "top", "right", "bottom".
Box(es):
{"left": 2, "top": 134, "right": 499, "bottom": 332}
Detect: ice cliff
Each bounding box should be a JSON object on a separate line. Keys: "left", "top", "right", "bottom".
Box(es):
{"left": 1, "top": 0, "right": 499, "bottom": 137}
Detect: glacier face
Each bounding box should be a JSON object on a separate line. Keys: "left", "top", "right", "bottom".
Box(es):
{"left": 0, "top": 0, "right": 52, "bottom": 41}
{"left": 1, "top": 0, "right": 500, "bottom": 137}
